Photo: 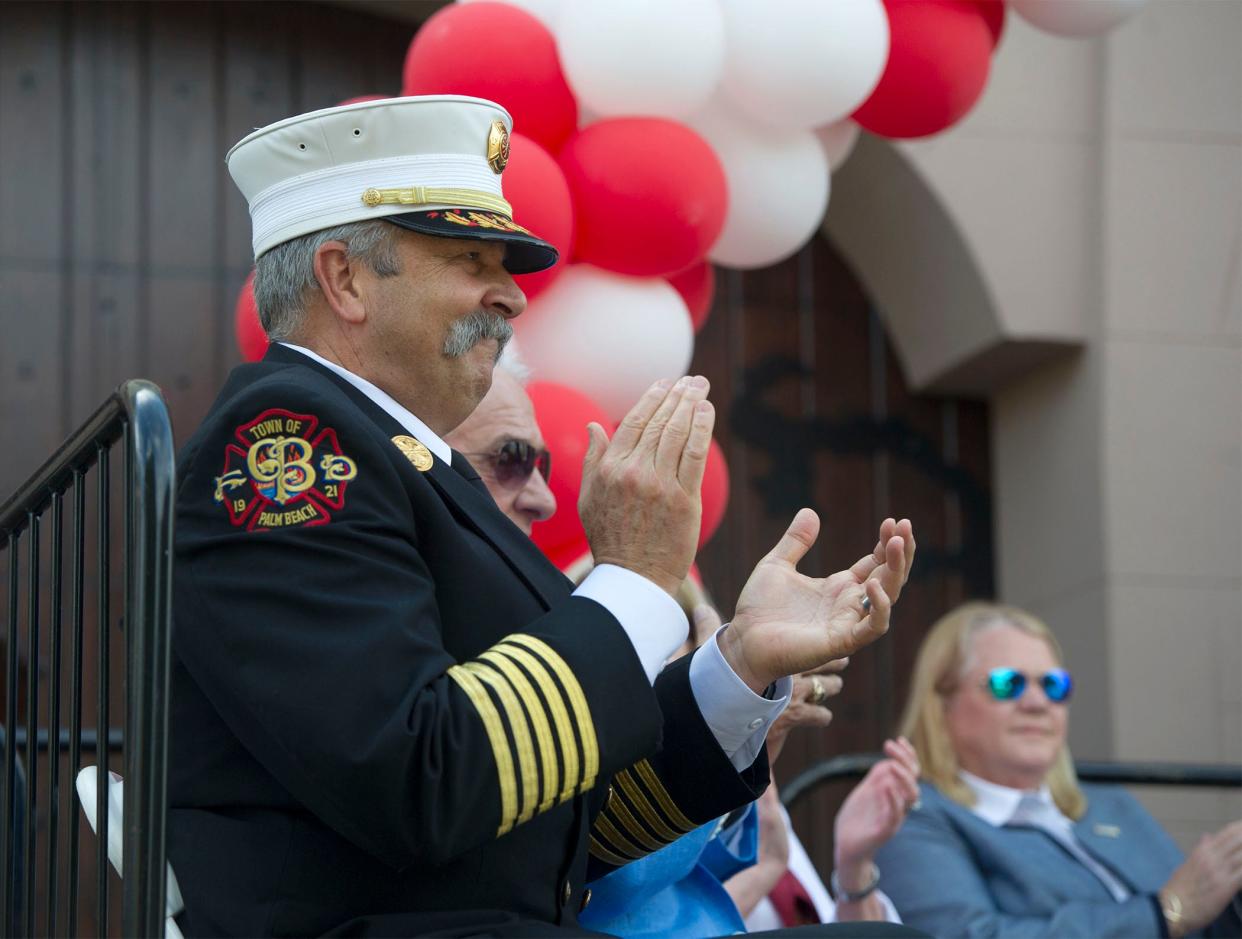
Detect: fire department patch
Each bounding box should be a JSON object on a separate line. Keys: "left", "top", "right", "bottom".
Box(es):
{"left": 212, "top": 408, "right": 358, "bottom": 532}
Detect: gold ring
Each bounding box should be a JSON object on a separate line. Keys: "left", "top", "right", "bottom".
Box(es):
{"left": 810, "top": 676, "right": 827, "bottom": 705}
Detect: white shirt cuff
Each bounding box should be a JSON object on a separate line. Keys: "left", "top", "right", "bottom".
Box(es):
{"left": 688, "top": 625, "right": 791, "bottom": 771}
{"left": 572, "top": 564, "right": 687, "bottom": 685}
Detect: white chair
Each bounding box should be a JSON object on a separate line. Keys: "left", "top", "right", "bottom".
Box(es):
{"left": 74, "top": 766, "right": 186, "bottom": 939}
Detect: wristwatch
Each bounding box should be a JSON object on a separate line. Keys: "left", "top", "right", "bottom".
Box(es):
{"left": 1161, "top": 891, "right": 1184, "bottom": 937}
{"left": 831, "top": 862, "right": 881, "bottom": 903}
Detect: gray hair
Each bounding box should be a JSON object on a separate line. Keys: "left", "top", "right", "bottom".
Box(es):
{"left": 253, "top": 220, "right": 402, "bottom": 340}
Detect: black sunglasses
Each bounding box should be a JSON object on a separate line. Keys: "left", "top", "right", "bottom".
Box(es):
{"left": 984, "top": 667, "right": 1073, "bottom": 703}
{"left": 466, "top": 440, "right": 551, "bottom": 489}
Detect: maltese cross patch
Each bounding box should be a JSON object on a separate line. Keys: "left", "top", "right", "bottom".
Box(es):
{"left": 212, "top": 408, "right": 358, "bottom": 532}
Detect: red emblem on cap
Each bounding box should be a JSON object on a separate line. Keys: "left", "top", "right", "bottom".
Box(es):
{"left": 212, "top": 408, "right": 358, "bottom": 532}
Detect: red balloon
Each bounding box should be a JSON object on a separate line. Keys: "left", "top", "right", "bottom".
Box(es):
{"left": 401, "top": 2, "right": 578, "bottom": 153}
{"left": 852, "top": 0, "right": 993, "bottom": 139}
{"left": 559, "top": 119, "right": 727, "bottom": 278}
{"left": 234, "top": 270, "right": 268, "bottom": 362}
{"left": 973, "top": 0, "right": 1007, "bottom": 48}
{"left": 527, "top": 381, "right": 612, "bottom": 560}
{"left": 505, "top": 134, "right": 574, "bottom": 301}
{"left": 699, "top": 439, "right": 730, "bottom": 549}
{"left": 666, "top": 260, "right": 716, "bottom": 333}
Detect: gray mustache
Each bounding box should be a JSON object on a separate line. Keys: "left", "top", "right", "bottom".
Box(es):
{"left": 443, "top": 309, "right": 513, "bottom": 360}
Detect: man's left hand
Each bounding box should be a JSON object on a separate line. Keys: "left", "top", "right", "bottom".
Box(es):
{"left": 721, "top": 513, "right": 915, "bottom": 694}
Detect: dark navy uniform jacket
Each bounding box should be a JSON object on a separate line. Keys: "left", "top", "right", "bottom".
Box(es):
{"left": 167, "top": 345, "right": 767, "bottom": 937}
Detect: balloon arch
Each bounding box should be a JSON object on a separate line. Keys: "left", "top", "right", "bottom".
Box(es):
{"left": 234, "top": 0, "right": 1147, "bottom": 569}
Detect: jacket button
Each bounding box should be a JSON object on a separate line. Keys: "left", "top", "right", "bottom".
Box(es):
{"left": 562, "top": 880, "right": 572, "bottom": 906}
{"left": 579, "top": 887, "right": 593, "bottom": 913}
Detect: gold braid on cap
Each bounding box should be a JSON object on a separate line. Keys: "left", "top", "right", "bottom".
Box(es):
{"left": 361, "top": 186, "right": 512, "bottom": 217}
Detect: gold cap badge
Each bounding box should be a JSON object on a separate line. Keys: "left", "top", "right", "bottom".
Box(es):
{"left": 486, "top": 120, "right": 510, "bottom": 174}
{"left": 392, "top": 435, "right": 434, "bottom": 472}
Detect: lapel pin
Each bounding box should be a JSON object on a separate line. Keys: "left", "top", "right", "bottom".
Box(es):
{"left": 392, "top": 435, "right": 434, "bottom": 472}
{"left": 1093, "top": 823, "right": 1121, "bottom": 838}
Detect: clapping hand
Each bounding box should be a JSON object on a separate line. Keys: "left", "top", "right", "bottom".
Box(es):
{"left": 578, "top": 376, "right": 714, "bottom": 596}
{"left": 720, "top": 511, "right": 916, "bottom": 693}
{"left": 1160, "top": 819, "right": 1242, "bottom": 938}
{"left": 834, "top": 737, "right": 922, "bottom": 885}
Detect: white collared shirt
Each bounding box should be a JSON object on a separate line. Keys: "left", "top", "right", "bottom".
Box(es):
{"left": 960, "top": 771, "right": 1131, "bottom": 902}
{"left": 277, "top": 343, "right": 787, "bottom": 771}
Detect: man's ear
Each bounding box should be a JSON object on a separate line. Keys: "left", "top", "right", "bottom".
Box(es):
{"left": 312, "top": 240, "right": 367, "bottom": 326}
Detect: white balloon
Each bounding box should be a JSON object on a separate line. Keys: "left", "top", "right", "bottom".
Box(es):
{"left": 455, "top": 0, "right": 564, "bottom": 31}
{"left": 814, "top": 120, "right": 861, "bottom": 172}
{"left": 1010, "top": 0, "right": 1147, "bottom": 37}
{"left": 515, "top": 265, "right": 695, "bottom": 422}
{"left": 557, "top": 0, "right": 725, "bottom": 120}
{"left": 690, "top": 100, "right": 830, "bottom": 271}
{"left": 577, "top": 105, "right": 602, "bottom": 131}
{"left": 719, "top": 0, "right": 888, "bottom": 131}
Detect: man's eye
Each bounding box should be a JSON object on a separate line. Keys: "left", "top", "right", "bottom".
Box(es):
{"left": 463, "top": 251, "right": 482, "bottom": 262}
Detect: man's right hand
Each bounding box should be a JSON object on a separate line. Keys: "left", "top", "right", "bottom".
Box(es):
{"left": 578, "top": 376, "right": 714, "bottom": 597}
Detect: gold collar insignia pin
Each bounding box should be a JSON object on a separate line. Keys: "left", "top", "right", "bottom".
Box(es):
{"left": 392, "top": 435, "right": 434, "bottom": 472}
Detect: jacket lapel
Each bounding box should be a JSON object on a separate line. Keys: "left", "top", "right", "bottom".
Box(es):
{"left": 262, "top": 345, "right": 572, "bottom": 609}
{"left": 1073, "top": 806, "right": 1140, "bottom": 892}
{"left": 421, "top": 457, "right": 572, "bottom": 609}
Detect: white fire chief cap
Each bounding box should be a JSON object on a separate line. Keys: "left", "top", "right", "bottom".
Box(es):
{"left": 226, "top": 95, "right": 558, "bottom": 274}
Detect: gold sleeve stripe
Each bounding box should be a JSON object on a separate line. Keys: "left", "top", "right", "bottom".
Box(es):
{"left": 463, "top": 663, "right": 539, "bottom": 827}
{"left": 502, "top": 635, "right": 599, "bottom": 792}
{"left": 447, "top": 665, "right": 518, "bottom": 836}
{"left": 614, "top": 767, "right": 688, "bottom": 843}
{"left": 592, "top": 812, "right": 647, "bottom": 861}
{"left": 603, "top": 788, "right": 666, "bottom": 852}
{"left": 478, "top": 650, "right": 559, "bottom": 814}
{"left": 588, "top": 834, "right": 632, "bottom": 868}
{"left": 633, "top": 758, "right": 696, "bottom": 832}
{"left": 492, "top": 642, "right": 580, "bottom": 805}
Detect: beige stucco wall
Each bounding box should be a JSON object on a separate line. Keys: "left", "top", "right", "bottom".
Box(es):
{"left": 829, "top": 0, "right": 1240, "bottom": 848}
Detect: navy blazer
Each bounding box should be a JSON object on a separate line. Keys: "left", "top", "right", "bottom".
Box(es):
{"left": 876, "top": 780, "right": 1241, "bottom": 939}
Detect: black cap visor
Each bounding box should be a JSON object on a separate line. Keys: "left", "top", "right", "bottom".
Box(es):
{"left": 385, "top": 209, "right": 558, "bottom": 275}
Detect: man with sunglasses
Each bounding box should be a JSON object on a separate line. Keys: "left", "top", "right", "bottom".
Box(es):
{"left": 445, "top": 356, "right": 555, "bottom": 536}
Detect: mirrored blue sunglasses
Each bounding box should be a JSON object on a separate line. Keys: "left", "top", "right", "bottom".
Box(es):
{"left": 984, "top": 667, "right": 1073, "bottom": 703}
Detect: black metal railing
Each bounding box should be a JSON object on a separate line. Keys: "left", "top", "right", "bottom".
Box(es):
{"left": 782, "top": 754, "right": 1242, "bottom": 810}
{"left": 0, "top": 380, "right": 175, "bottom": 938}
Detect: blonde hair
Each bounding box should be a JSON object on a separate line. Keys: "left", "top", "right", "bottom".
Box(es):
{"left": 898, "top": 601, "right": 1087, "bottom": 820}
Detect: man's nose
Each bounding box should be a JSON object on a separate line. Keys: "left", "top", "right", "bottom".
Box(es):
{"left": 484, "top": 274, "right": 527, "bottom": 321}
{"left": 518, "top": 467, "right": 556, "bottom": 522}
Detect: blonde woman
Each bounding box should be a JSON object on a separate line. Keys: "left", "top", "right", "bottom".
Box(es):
{"left": 875, "top": 602, "right": 1242, "bottom": 938}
